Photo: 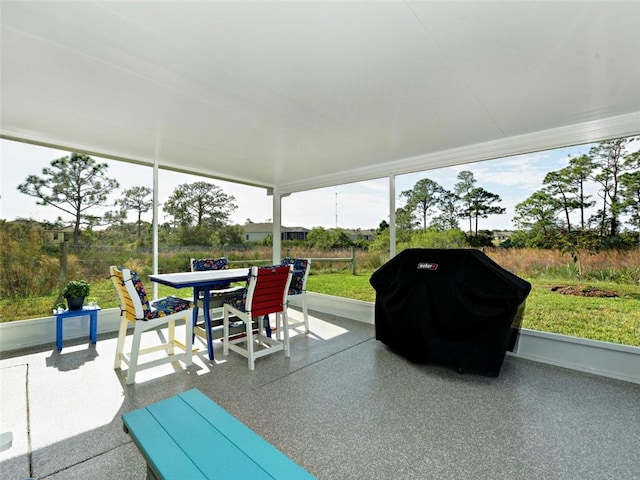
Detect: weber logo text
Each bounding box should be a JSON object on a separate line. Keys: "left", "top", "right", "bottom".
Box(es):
{"left": 417, "top": 262, "right": 438, "bottom": 270}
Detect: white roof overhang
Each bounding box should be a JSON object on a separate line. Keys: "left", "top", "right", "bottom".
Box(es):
{"left": 2, "top": 1, "right": 639, "bottom": 195}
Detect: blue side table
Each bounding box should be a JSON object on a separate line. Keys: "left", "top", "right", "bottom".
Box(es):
{"left": 55, "top": 306, "right": 101, "bottom": 351}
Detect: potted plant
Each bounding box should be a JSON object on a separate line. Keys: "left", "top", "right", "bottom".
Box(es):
{"left": 53, "top": 302, "right": 66, "bottom": 314}
{"left": 63, "top": 280, "right": 90, "bottom": 310}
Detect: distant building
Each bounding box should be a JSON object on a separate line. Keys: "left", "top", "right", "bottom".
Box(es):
{"left": 9, "top": 219, "right": 73, "bottom": 243}
{"left": 241, "top": 223, "right": 309, "bottom": 242}
{"left": 492, "top": 230, "right": 513, "bottom": 243}
{"left": 241, "top": 223, "right": 376, "bottom": 243}
{"left": 45, "top": 227, "right": 74, "bottom": 244}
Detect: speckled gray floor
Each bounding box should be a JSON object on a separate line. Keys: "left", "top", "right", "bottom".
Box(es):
{"left": 1, "top": 308, "right": 639, "bottom": 480}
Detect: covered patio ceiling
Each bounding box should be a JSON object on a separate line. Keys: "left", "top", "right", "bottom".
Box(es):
{"left": 1, "top": 1, "right": 639, "bottom": 195}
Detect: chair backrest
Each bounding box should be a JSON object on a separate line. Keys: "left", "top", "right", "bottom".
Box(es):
{"left": 109, "top": 266, "right": 148, "bottom": 321}
{"left": 190, "top": 257, "right": 228, "bottom": 272}
{"left": 245, "top": 265, "right": 292, "bottom": 317}
{"left": 281, "top": 258, "right": 311, "bottom": 295}
{"left": 191, "top": 258, "right": 232, "bottom": 289}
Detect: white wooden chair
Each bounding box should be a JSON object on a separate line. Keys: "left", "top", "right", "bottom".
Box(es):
{"left": 110, "top": 266, "right": 193, "bottom": 385}
{"left": 223, "top": 265, "right": 292, "bottom": 370}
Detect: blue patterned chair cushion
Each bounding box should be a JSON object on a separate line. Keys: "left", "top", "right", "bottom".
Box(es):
{"left": 224, "top": 288, "right": 248, "bottom": 312}
{"left": 130, "top": 271, "right": 152, "bottom": 316}
{"left": 149, "top": 296, "right": 194, "bottom": 320}
{"left": 192, "top": 258, "right": 228, "bottom": 271}
{"left": 281, "top": 258, "right": 309, "bottom": 295}
{"left": 129, "top": 270, "right": 193, "bottom": 320}
{"left": 192, "top": 257, "right": 231, "bottom": 290}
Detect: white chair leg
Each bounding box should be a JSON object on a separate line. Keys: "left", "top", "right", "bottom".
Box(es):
{"left": 223, "top": 308, "right": 230, "bottom": 356}
{"left": 278, "top": 294, "right": 309, "bottom": 340}
{"left": 126, "top": 324, "right": 143, "bottom": 385}
{"left": 301, "top": 293, "right": 309, "bottom": 333}
{"left": 276, "top": 312, "right": 282, "bottom": 341}
{"left": 184, "top": 314, "right": 193, "bottom": 366}
{"left": 282, "top": 311, "right": 290, "bottom": 358}
{"left": 246, "top": 316, "right": 255, "bottom": 370}
{"left": 114, "top": 317, "right": 128, "bottom": 369}
{"left": 167, "top": 319, "right": 176, "bottom": 355}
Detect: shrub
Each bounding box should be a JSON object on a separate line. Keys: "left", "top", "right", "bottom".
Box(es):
{"left": 399, "top": 228, "right": 467, "bottom": 250}
{"left": 365, "top": 252, "right": 388, "bottom": 270}
{"left": 0, "top": 221, "right": 81, "bottom": 297}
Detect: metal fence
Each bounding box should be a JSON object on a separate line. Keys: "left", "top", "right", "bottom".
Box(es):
{"left": 225, "top": 246, "right": 357, "bottom": 274}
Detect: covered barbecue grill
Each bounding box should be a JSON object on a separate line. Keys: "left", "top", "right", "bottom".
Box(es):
{"left": 369, "top": 249, "right": 531, "bottom": 376}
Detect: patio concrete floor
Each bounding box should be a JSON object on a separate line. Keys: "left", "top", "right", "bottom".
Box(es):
{"left": 1, "top": 308, "right": 639, "bottom": 480}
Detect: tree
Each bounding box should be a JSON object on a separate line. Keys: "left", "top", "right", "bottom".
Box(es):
{"left": 620, "top": 148, "right": 640, "bottom": 242}
{"left": 164, "top": 182, "right": 237, "bottom": 245}
{"left": 589, "top": 138, "right": 635, "bottom": 236}
{"left": 430, "top": 190, "right": 460, "bottom": 231}
{"left": 394, "top": 205, "right": 418, "bottom": 232}
{"left": 307, "top": 227, "right": 332, "bottom": 249}
{"left": 376, "top": 220, "right": 389, "bottom": 234}
{"left": 96, "top": 221, "right": 151, "bottom": 246}
{"left": 330, "top": 228, "right": 353, "bottom": 248}
{"left": 625, "top": 148, "right": 640, "bottom": 170}
{"left": 399, "top": 228, "right": 466, "bottom": 250}
{"left": 513, "top": 190, "right": 562, "bottom": 232}
{"left": 566, "top": 155, "right": 595, "bottom": 230}
{"left": 307, "top": 227, "right": 353, "bottom": 248}
{"left": 542, "top": 169, "right": 580, "bottom": 232}
{"left": 454, "top": 170, "right": 477, "bottom": 234}
{"left": 17, "top": 153, "right": 119, "bottom": 246}
{"left": 400, "top": 178, "right": 444, "bottom": 231}
{"left": 113, "top": 186, "right": 152, "bottom": 240}
{"left": 466, "top": 229, "right": 494, "bottom": 248}
{"left": 217, "top": 224, "right": 245, "bottom": 246}
{"left": 619, "top": 170, "right": 640, "bottom": 243}
{"left": 466, "top": 187, "right": 506, "bottom": 235}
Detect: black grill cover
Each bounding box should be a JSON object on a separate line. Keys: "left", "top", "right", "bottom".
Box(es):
{"left": 369, "top": 249, "right": 531, "bottom": 376}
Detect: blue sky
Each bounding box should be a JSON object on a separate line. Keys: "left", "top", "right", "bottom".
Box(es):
{"left": 0, "top": 138, "right": 599, "bottom": 231}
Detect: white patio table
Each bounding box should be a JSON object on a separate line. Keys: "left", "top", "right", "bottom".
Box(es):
{"left": 149, "top": 269, "right": 249, "bottom": 360}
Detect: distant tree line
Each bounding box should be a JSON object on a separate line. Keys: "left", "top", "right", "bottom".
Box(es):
{"left": 369, "top": 137, "right": 639, "bottom": 251}
{"left": 16, "top": 153, "right": 244, "bottom": 248}
{"left": 512, "top": 137, "right": 639, "bottom": 249}
{"left": 5, "top": 138, "right": 636, "bottom": 302}
{"left": 372, "top": 167, "right": 508, "bottom": 249}
{"left": 12, "top": 136, "right": 640, "bottom": 252}
{"left": 396, "top": 169, "right": 506, "bottom": 236}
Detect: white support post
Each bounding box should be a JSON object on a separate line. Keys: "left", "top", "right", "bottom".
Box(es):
{"left": 271, "top": 189, "right": 282, "bottom": 265}
{"left": 389, "top": 175, "right": 396, "bottom": 259}
{"left": 152, "top": 158, "right": 159, "bottom": 300}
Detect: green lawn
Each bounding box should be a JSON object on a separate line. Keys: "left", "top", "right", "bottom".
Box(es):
{"left": 2, "top": 271, "right": 639, "bottom": 347}
{"left": 523, "top": 280, "right": 640, "bottom": 345}
{"left": 308, "top": 271, "right": 640, "bottom": 346}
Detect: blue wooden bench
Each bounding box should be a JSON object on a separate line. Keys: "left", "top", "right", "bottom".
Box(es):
{"left": 122, "top": 389, "right": 316, "bottom": 480}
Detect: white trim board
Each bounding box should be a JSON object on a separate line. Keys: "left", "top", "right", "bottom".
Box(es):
{"left": 510, "top": 328, "right": 640, "bottom": 385}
